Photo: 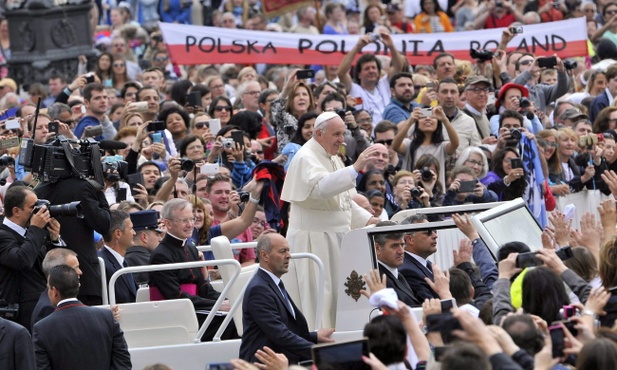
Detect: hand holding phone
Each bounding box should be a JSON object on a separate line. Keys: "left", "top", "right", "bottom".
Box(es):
{"left": 296, "top": 69, "right": 315, "bottom": 80}
{"left": 537, "top": 56, "right": 557, "bottom": 69}
{"left": 147, "top": 121, "right": 166, "bottom": 132}
{"left": 516, "top": 252, "right": 544, "bottom": 268}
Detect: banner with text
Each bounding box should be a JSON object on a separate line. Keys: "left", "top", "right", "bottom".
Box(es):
{"left": 160, "top": 17, "right": 588, "bottom": 66}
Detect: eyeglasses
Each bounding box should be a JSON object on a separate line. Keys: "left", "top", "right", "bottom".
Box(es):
{"left": 357, "top": 118, "right": 373, "bottom": 125}
{"left": 244, "top": 91, "right": 260, "bottom": 96}
{"left": 466, "top": 87, "right": 490, "bottom": 93}
{"left": 170, "top": 217, "right": 196, "bottom": 224}
{"left": 211, "top": 84, "right": 224, "bottom": 89}
{"left": 194, "top": 121, "right": 209, "bottom": 129}
{"left": 214, "top": 106, "right": 232, "bottom": 112}
{"left": 113, "top": 63, "right": 125, "bottom": 68}
{"left": 465, "top": 159, "right": 484, "bottom": 168}
{"left": 125, "top": 92, "right": 136, "bottom": 97}
{"left": 375, "top": 139, "right": 393, "bottom": 146}
{"left": 252, "top": 218, "right": 268, "bottom": 227}
{"left": 154, "top": 57, "right": 168, "bottom": 62}
{"left": 265, "top": 99, "right": 276, "bottom": 104}
{"left": 547, "top": 142, "right": 559, "bottom": 148}
{"left": 607, "top": 9, "right": 617, "bottom": 14}
{"left": 519, "top": 60, "right": 533, "bottom": 66}
{"left": 255, "top": 150, "right": 264, "bottom": 154}
{"left": 414, "top": 85, "right": 426, "bottom": 90}
{"left": 503, "top": 158, "right": 520, "bottom": 163}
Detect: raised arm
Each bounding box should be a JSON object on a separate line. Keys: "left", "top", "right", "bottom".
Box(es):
{"left": 337, "top": 35, "right": 372, "bottom": 92}
{"left": 220, "top": 180, "right": 265, "bottom": 239}
{"left": 380, "top": 32, "right": 405, "bottom": 79}
{"left": 433, "top": 106, "right": 459, "bottom": 155}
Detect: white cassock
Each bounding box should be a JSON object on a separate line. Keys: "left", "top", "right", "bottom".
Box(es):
{"left": 281, "top": 137, "right": 372, "bottom": 329}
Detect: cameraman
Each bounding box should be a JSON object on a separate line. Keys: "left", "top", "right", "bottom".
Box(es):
{"left": 489, "top": 83, "right": 543, "bottom": 136}
{"left": 102, "top": 156, "right": 135, "bottom": 206}
{"left": 207, "top": 126, "right": 255, "bottom": 189}
{"left": 321, "top": 93, "right": 370, "bottom": 163}
{"left": 35, "top": 174, "right": 111, "bottom": 306}
{"left": 0, "top": 185, "right": 65, "bottom": 331}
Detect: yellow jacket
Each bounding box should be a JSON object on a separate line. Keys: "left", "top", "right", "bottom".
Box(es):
{"left": 414, "top": 11, "right": 453, "bottom": 33}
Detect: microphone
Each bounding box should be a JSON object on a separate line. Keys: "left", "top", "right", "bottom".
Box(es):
{"left": 98, "top": 140, "right": 128, "bottom": 150}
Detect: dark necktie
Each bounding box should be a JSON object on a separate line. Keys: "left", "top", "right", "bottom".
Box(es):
{"left": 426, "top": 260, "right": 434, "bottom": 276}
{"left": 278, "top": 281, "right": 295, "bottom": 318}
{"left": 397, "top": 273, "right": 420, "bottom": 305}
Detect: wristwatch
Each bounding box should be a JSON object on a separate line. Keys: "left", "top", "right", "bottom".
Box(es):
{"left": 581, "top": 309, "right": 596, "bottom": 320}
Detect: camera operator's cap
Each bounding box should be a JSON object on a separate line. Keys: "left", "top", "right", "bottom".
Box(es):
{"left": 464, "top": 75, "right": 491, "bottom": 89}
{"left": 386, "top": 3, "right": 401, "bottom": 13}
{"left": 0, "top": 78, "right": 16, "bottom": 91}
{"left": 130, "top": 210, "right": 163, "bottom": 233}
{"left": 495, "top": 82, "right": 529, "bottom": 108}
{"left": 560, "top": 108, "right": 589, "bottom": 124}
{"left": 314, "top": 111, "right": 340, "bottom": 129}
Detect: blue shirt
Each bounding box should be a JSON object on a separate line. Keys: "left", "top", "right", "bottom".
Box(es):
{"left": 382, "top": 98, "right": 419, "bottom": 125}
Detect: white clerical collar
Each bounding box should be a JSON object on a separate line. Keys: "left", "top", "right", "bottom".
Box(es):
{"left": 465, "top": 103, "right": 484, "bottom": 116}
{"left": 3, "top": 217, "right": 26, "bottom": 237}
{"left": 378, "top": 261, "right": 399, "bottom": 279}
{"left": 166, "top": 232, "right": 187, "bottom": 245}
{"left": 104, "top": 245, "right": 125, "bottom": 267}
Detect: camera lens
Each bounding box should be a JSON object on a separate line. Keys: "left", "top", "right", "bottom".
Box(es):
{"left": 179, "top": 158, "right": 195, "bottom": 172}
{"left": 49, "top": 201, "right": 83, "bottom": 218}
{"left": 421, "top": 167, "right": 432, "bottom": 182}
{"left": 411, "top": 187, "right": 422, "bottom": 197}
{"left": 238, "top": 191, "right": 250, "bottom": 203}
{"left": 510, "top": 129, "right": 522, "bottom": 140}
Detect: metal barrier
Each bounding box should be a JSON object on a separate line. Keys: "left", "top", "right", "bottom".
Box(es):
{"left": 108, "top": 259, "right": 241, "bottom": 343}
{"left": 99, "top": 256, "right": 108, "bottom": 306}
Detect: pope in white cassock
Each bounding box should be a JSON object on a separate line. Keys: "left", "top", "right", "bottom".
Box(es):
{"left": 281, "top": 111, "right": 381, "bottom": 329}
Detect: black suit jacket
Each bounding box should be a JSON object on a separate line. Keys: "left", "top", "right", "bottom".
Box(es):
{"left": 399, "top": 252, "right": 440, "bottom": 301}
{"left": 35, "top": 178, "right": 111, "bottom": 300}
{"left": 590, "top": 90, "right": 610, "bottom": 123}
{"left": 98, "top": 248, "right": 137, "bottom": 304}
{"left": 0, "top": 223, "right": 52, "bottom": 331}
{"left": 32, "top": 300, "right": 131, "bottom": 370}
{"left": 124, "top": 245, "right": 151, "bottom": 286}
{"left": 149, "top": 234, "right": 220, "bottom": 309}
{"left": 239, "top": 268, "right": 317, "bottom": 364}
{"left": 0, "top": 317, "right": 36, "bottom": 370}
{"left": 30, "top": 290, "right": 53, "bottom": 331}
{"left": 378, "top": 263, "right": 421, "bottom": 307}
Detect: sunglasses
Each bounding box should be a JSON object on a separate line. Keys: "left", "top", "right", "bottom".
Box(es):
{"left": 195, "top": 121, "right": 209, "bottom": 129}
{"left": 255, "top": 150, "right": 264, "bottom": 154}
{"left": 519, "top": 60, "right": 533, "bottom": 66}
{"left": 375, "top": 139, "right": 393, "bottom": 146}
{"left": 214, "top": 106, "right": 231, "bottom": 112}
{"left": 154, "top": 57, "right": 168, "bottom": 62}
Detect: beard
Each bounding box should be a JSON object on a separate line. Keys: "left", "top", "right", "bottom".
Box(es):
{"left": 395, "top": 92, "right": 413, "bottom": 104}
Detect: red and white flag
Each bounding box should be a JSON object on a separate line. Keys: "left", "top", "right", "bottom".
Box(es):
{"left": 160, "top": 18, "right": 588, "bottom": 66}
{"left": 261, "top": 0, "right": 314, "bottom": 18}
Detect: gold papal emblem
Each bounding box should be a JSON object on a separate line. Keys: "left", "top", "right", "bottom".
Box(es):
{"left": 344, "top": 270, "right": 366, "bottom": 302}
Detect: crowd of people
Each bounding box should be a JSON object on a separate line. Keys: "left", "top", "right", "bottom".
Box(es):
{"left": 1, "top": 0, "right": 617, "bottom": 368}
